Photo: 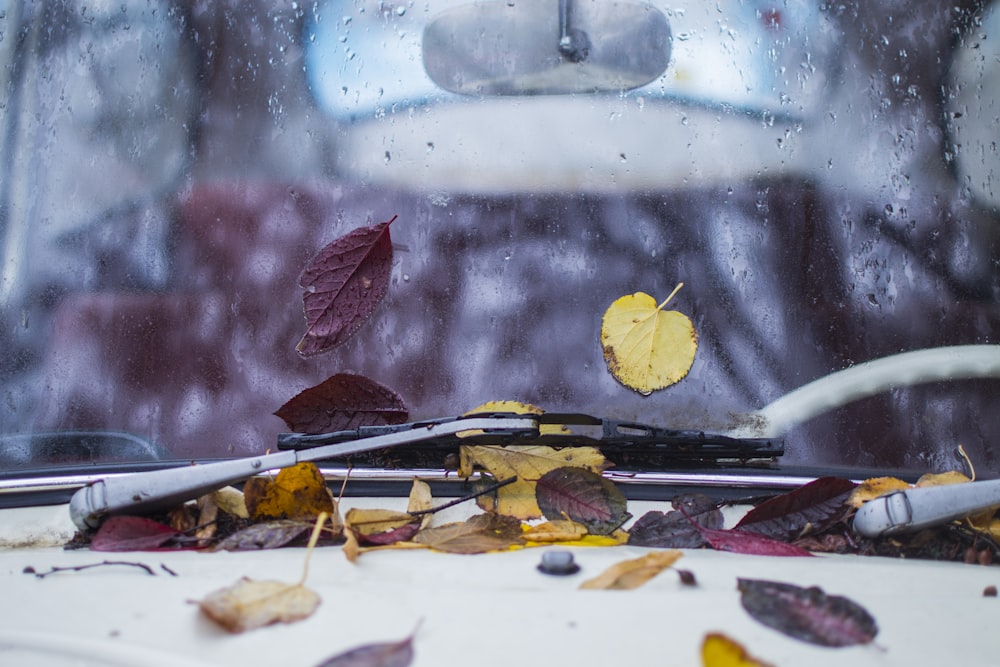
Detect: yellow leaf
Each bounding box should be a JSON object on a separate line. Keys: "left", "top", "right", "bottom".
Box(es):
{"left": 521, "top": 520, "right": 589, "bottom": 543}
{"left": 461, "top": 400, "right": 569, "bottom": 436}
{"left": 198, "top": 578, "right": 320, "bottom": 633}
{"left": 846, "top": 476, "right": 911, "bottom": 508}
{"left": 701, "top": 633, "right": 774, "bottom": 667}
{"left": 407, "top": 479, "right": 435, "bottom": 528}
{"left": 579, "top": 550, "right": 683, "bottom": 590}
{"left": 915, "top": 470, "right": 972, "bottom": 487}
{"left": 848, "top": 471, "right": 973, "bottom": 509}
{"left": 459, "top": 445, "right": 609, "bottom": 518}
{"left": 244, "top": 462, "right": 335, "bottom": 520}
{"left": 600, "top": 284, "right": 698, "bottom": 395}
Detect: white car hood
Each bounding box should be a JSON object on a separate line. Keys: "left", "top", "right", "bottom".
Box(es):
{"left": 0, "top": 501, "right": 997, "bottom": 666}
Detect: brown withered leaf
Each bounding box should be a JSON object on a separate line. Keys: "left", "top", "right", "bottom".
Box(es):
{"left": 735, "top": 477, "right": 856, "bottom": 541}
{"left": 412, "top": 513, "right": 524, "bottom": 554}
{"left": 535, "top": 467, "right": 630, "bottom": 535}
{"left": 459, "top": 444, "right": 609, "bottom": 518}
{"left": 579, "top": 550, "right": 683, "bottom": 590}
{"left": 275, "top": 373, "right": 408, "bottom": 434}
{"left": 212, "top": 520, "right": 315, "bottom": 552}
{"left": 738, "top": 578, "right": 878, "bottom": 647}
{"left": 199, "top": 578, "right": 321, "bottom": 633}
{"left": 244, "top": 462, "right": 336, "bottom": 521}
{"left": 297, "top": 216, "right": 397, "bottom": 357}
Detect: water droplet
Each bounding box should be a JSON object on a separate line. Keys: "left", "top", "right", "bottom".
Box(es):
{"left": 396, "top": 6, "right": 406, "bottom": 16}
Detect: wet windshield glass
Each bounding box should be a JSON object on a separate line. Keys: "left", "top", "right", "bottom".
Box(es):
{"left": 0, "top": 0, "right": 998, "bottom": 475}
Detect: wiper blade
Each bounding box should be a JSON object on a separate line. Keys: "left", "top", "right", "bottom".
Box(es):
{"left": 278, "top": 412, "right": 784, "bottom": 462}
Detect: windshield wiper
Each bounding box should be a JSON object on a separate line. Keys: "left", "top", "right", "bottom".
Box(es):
{"left": 277, "top": 412, "right": 783, "bottom": 462}
{"left": 69, "top": 413, "right": 781, "bottom": 531}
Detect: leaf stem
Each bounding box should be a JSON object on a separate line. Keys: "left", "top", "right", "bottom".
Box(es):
{"left": 657, "top": 282, "right": 684, "bottom": 311}
{"left": 299, "top": 511, "right": 329, "bottom": 585}
{"left": 407, "top": 476, "right": 518, "bottom": 517}
{"left": 26, "top": 560, "right": 158, "bottom": 578}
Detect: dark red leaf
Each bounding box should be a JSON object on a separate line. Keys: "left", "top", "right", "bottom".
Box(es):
{"left": 735, "top": 477, "right": 857, "bottom": 541}
{"left": 275, "top": 373, "right": 408, "bottom": 434}
{"left": 297, "top": 216, "right": 396, "bottom": 356}
{"left": 535, "top": 467, "right": 630, "bottom": 535}
{"left": 679, "top": 509, "right": 814, "bottom": 557}
{"left": 355, "top": 521, "right": 422, "bottom": 547}
{"left": 627, "top": 493, "right": 723, "bottom": 548}
{"left": 314, "top": 633, "right": 414, "bottom": 667}
{"left": 90, "top": 516, "right": 183, "bottom": 552}
{"left": 696, "top": 525, "right": 815, "bottom": 557}
{"left": 738, "top": 578, "right": 879, "bottom": 647}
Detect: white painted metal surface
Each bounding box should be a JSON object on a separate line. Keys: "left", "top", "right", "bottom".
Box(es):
{"left": 1, "top": 500, "right": 996, "bottom": 666}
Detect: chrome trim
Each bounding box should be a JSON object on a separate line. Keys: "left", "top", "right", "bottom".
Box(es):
{"left": 0, "top": 466, "right": 857, "bottom": 498}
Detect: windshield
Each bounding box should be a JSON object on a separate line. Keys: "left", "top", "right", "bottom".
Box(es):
{"left": 0, "top": 0, "right": 998, "bottom": 476}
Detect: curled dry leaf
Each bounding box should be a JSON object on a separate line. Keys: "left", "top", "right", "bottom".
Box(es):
{"left": 522, "top": 520, "right": 589, "bottom": 543}
{"left": 314, "top": 631, "right": 416, "bottom": 667}
{"left": 296, "top": 216, "right": 396, "bottom": 357}
{"left": 600, "top": 283, "right": 697, "bottom": 395}
{"left": 459, "top": 444, "right": 609, "bottom": 518}
{"left": 345, "top": 508, "right": 422, "bottom": 546}
{"left": 199, "top": 577, "right": 321, "bottom": 633}
{"left": 535, "top": 467, "right": 630, "bottom": 535}
{"left": 701, "top": 633, "right": 774, "bottom": 667}
{"left": 211, "top": 486, "right": 249, "bottom": 519}
{"left": 275, "top": 373, "right": 408, "bottom": 434}
{"left": 737, "top": 578, "right": 879, "bottom": 648}
{"left": 244, "top": 462, "right": 336, "bottom": 521}
{"left": 406, "top": 479, "right": 435, "bottom": 529}
{"left": 579, "top": 550, "right": 683, "bottom": 590}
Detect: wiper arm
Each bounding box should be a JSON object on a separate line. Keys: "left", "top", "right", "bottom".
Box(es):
{"left": 69, "top": 415, "right": 537, "bottom": 530}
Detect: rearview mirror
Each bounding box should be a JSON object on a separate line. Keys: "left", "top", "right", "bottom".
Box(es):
{"left": 422, "top": 0, "right": 671, "bottom": 95}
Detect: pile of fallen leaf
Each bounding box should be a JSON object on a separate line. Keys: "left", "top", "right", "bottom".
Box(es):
{"left": 57, "top": 448, "right": 1000, "bottom": 666}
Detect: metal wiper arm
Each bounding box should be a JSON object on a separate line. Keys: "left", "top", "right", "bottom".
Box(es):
{"left": 69, "top": 415, "right": 538, "bottom": 531}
